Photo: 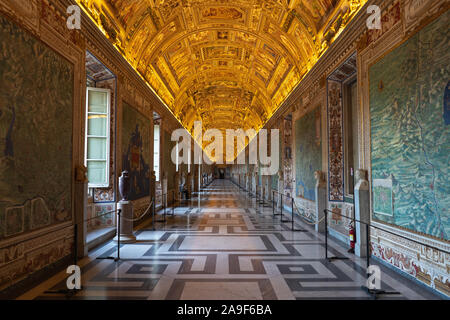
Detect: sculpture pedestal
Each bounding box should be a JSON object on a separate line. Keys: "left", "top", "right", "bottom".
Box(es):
{"left": 114, "top": 200, "right": 136, "bottom": 244}
{"left": 314, "top": 171, "right": 327, "bottom": 233}
{"left": 354, "top": 170, "right": 370, "bottom": 257}
{"left": 75, "top": 180, "right": 88, "bottom": 257}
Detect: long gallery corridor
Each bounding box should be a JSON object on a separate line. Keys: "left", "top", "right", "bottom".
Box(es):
{"left": 18, "top": 180, "right": 438, "bottom": 300}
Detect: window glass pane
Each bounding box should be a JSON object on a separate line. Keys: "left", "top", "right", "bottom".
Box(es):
{"left": 176, "top": 142, "right": 179, "bottom": 172}
{"left": 88, "top": 115, "right": 107, "bottom": 136}
{"left": 154, "top": 125, "right": 160, "bottom": 181}
{"left": 87, "top": 161, "right": 107, "bottom": 184}
{"left": 188, "top": 150, "right": 191, "bottom": 173}
{"left": 88, "top": 90, "right": 107, "bottom": 113}
{"left": 87, "top": 137, "right": 107, "bottom": 160}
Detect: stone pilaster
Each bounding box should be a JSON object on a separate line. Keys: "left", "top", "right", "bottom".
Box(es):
{"left": 314, "top": 170, "right": 327, "bottom": 233}
{"left": 354, "top": 169, "right": 370, "bottom": 257}
{"left": 150, "top": 170, "right": 156, "bottom": 202}
{"left": 187, "top": 171, "right": 192, "bottom": 197}
{"left": 74, "top": 165, "right": 88, "bottom": 257}
{"left": 114, "top": 200, "right": 136, "bottom": 243}
{"left": 174, "top": 171, "right": 180, "bottom": 200}
{"left": 252, "top": 171, "right": 258, "bottom": 194}
{"left": 264, "top": 175, "right": 271, "bottom": 201}
{"left": 193, "top": 165, "right": 199, "bottom": 193}
{"left": 277, "top": 170, "right": 284, "bottom": 209}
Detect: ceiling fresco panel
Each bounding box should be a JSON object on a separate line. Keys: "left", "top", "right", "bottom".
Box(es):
{"left": 76, "top": 0, "right": 367, "bottom": 161}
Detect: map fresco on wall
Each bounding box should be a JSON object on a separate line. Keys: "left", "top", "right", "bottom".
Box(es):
{"left": 122, "top": 102, "right": 150, "bottom": 201}
{"left": 0, "top": 14, "right": 74, "bottom": 239}
{"left": 370, "top": 11, "right": 449, "bottom": 240}
{"left": 295, "top": 107, "right": 322, "bottom": 201}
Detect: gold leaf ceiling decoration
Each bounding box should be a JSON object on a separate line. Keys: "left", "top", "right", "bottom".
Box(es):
{"left": 77, "top": 0, "right": 367, "bottom": 162}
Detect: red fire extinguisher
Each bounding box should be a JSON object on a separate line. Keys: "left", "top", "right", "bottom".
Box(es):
{"left": 348, "top": 223, "right": 356, "bottom": 253}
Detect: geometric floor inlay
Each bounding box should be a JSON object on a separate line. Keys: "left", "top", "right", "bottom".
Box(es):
{"left": 18, "top": 180, "right": 441, "bottom": 300}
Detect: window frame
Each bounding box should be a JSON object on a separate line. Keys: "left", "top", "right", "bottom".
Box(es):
{"left": 153, "top": 124, "right": 160, "bottom": 182}
{"left": 175, "top": 141, "right": 179, "bottom": 172}
{"left": 85, "top": 87, "right": 111, "bottom": 188}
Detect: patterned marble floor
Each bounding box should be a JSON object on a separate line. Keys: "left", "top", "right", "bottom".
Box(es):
{"left": 19, "top": 180, "right": 440, "bottom": 300}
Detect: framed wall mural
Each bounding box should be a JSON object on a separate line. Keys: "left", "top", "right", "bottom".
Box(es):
{"left": 295, "top": 107, "right": 322, "bottom": 201}
{"left": 122, "top": 102, "right": 151, "bottom": 201}
{"left": 0, "top": 14, "right": 74, "bottom": 239}
{"left": 369, "top": 10, "right": 449, "bottom": 241}
{"left": 283, "top": 117, "right": 293, "bottom": 197}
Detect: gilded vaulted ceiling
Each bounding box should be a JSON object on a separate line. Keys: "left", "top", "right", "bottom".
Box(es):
{"left": 77, "top": 0, "right": 367, "bottom": 161}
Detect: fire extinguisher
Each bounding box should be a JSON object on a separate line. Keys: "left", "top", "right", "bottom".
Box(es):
{"left": 348, "top": 223, "right": 356, "bottom": 253}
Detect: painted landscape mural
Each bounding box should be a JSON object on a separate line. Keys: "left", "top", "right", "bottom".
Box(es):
{"left": 369, "top": 10, "right": 449, "bottom": 240}
{"left": 0, "top": 14, "right": 74, "bottom": 239}
{"left": 122, "top": 102, "right": 151, "bottom": 201}
{"left": 295, "top": 107, "right": 322, "bottom": 201}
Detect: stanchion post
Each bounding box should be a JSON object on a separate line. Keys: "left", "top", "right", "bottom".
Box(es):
{"left": 324, "top": 209, "right": 349, "bottom": 261}
{"left": 366, "top": 223, "right": 370, "bottom": 268}
{"left": 280, "top": 195, "right": 284, "bottom": 222}
{"left": 73, "top": 223, "right": 78, "bottom": 266}
{"left": 324, "top": 209, "right": 328, "bottom": 260}
{"left": 164, "top": 193, "right": 166, "bottom": 217}
{"left": 291, "top": 199, "right": 294, "bottom": 231}
{"left": 116, "top": 209, "right": 121, "bottom": 261}
{"left": 272, "top": 191, "right": 275, "bottom": 216}
{"left": 163, "top": 194, "right": 166, "bottom": 221}
{"left": 152, "top": 200, "right": 155, "bottom": 231}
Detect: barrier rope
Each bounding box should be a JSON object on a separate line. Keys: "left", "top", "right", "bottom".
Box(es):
{"left": 324, "top": 209, "right": 450, "bottom": 255}
{"left": 84, "top": 209, "right": 118, "bottom": 223}
{"left": 272, "top": 190, "right": 324, "bottom": 225}
{"left": 119, "top": 199, "right": 154, "bottom": 222}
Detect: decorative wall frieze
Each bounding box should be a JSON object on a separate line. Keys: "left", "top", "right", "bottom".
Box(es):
{"left": 371, "top": 228, "right": 449, "bottom": 296}
{"left": 0, "top": 224, "right": 73, "bottom": 290}
{"left": 0, "top": 0, "right": 40, "bottom": 34}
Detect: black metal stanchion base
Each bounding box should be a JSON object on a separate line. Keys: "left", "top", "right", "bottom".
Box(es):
{"left": 361, "top": 286, "right": 401, "bottom": 299}
{"left": 280, "top": 220, "right": 307, "bottom": 232}
{"left": 44, "top": 287, "right": 83, "bottom": 298}
{"left": 96, "top": 256, "right": 120, "bottom": 262}
{"left": 326, "top": 256, "right": 350, "bottom": 262}
{"left": 273, "top": 206, "right": 282, "bottom": 217}
{"left": 289, "top": 225, "right": 308, "bottom": 232}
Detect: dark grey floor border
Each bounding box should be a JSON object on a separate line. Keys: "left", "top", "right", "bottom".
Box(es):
{"left": 165, "top": 278, "right": 277, "bottom": 300}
